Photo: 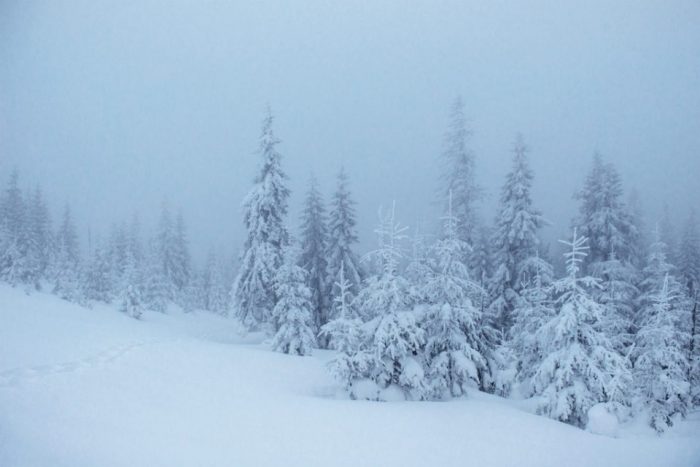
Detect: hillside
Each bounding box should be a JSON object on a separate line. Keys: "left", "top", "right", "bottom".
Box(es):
{"left": 1, "top": 285, "right": 699, "bottom": 467}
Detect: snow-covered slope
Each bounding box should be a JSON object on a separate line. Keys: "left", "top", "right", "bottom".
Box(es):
{"left": 1, "top": 285, "right": 698, "bottom": 467}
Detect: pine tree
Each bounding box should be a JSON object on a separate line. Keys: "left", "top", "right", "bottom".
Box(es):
{"left": 232, "top": 108, "right": 290, "bottom": 331}
{"left": 320, "top": 262, "right": 362, "bottom": 353}
{"left": 633, "top": 274, "right": 691, "bottom": 432}
{"left": 202, "top": 250, "right": 230, "bottom": 315}
{"left": 488, "top": 135, "right": 546, "bottom": 337}
{"left": 326, "top": 167, "right": 363, "bottom": 320}
{"left": 511, "top": 252, "right": 555, "bottom": 395}
{"left": 0, "top": 170, "right": 31, "bottom": 286}
{"left": 24, "top": 186, "right": 51, "bottom": 288}
{"left": 271, "top": 247, "right": 316, "bottom": 356}
{"left": 84, "top": 240, "right": 113, "bottom": 303}
{"left": 335, "top": 203, "right": 425, "bottom": 401}
{"left": 52, "top": 205, "right": 83, "bottom": 303}
{"left": 439, "top": 96, "right": 481, "bottom": 248}
{"left": 422, "top": 195, "right": 489, "bottom": 399}
{"left": 677, "top": 209, "right": 700, "bottom": 403}
{"left": 171, "top": 210, "right": 192, "bottom": 299}
{"left": 119, "top": 251, "right": 143, "bottom": 320}
{"left": 142, "top": 243, "right": 169, "bottom": 313}
{"left": 533, "top": 229, "right": 631, "bottom": 428}
{"left": 573, "top": 154, "right": 636, "bottom": 269}
{"left": 299, "top": 176, "right": 329, "bottom": 338}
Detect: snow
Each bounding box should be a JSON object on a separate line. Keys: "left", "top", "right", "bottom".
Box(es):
{"left": 1, "top": 284, "right": 699, "bottom": 467}
{"left": 587, "top": 403, "right": 620, "bottom": 437}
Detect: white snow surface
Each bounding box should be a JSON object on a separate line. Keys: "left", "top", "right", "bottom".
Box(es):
{"left": 1, "top": 285, "right": 699, "bottom": 467}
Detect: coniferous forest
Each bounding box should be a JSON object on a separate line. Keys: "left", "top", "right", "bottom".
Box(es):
{"left": 2, "top": 99, "right": 698, "bottom": 434}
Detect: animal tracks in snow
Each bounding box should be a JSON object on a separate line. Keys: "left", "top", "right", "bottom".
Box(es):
{"left": 0, "top": 339, "right": 166, "bottom": 389}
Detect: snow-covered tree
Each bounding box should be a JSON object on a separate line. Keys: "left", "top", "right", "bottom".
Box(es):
{"left": 299, "top": 176, "right": 329, "bottom": 338}
{"left": 633, "top": 274, "right": 691, "bottom": 432}
{"left": 201, "top": 251, "right": 230, "bottom": 315}
{"left": 511, "top": 252, "right": 555, "bottom": 395}
{"left": 439, "top": 96, "right": 481, "bottom": 248}
{"left": 232, "top": 108, "right": 291, "bottom": 331}
{"left": 326, "top": 167, "right": 363, "bottom": 319}
{"left": 52, "top": 205, "right": 83, "bottom": 303}
{"left": 422, "top": 195, "right": 489, "bottom": 399}
{"left": 119, "top": 251, "right": 143, "bottom": 320}
{"left": 171, "top": 211, "right": 192, "bottom": 297}
{"left": 320, "top": 262, "right": 362, "bottom": 353}
{"left": 677, "top": 209, "right": 700, "bottom": 403}
{"left": 488, "top": 135, "right": 546, "bottom": 337}
{"left": 533, "top": 229, "right": 631, "bottom": 428}
{"left": 142, "top": 243, "right": 170, "bottom": 313}
{"left": 573, "top": 154, "right": 636, "bottom": 269}
{"left": 271, "top": 246, "right": 316, "bottom": 356}
{"left": 25, "top": 186, "right": 52, "bottom": 288}
{"left": 333, "top": 204, "right": 425, "bottom": 400}
{"left": 84, "top": 240, "right": 113, "bottom": 303}
{"left": 0, "top": 170, "right": 31, "bottom": 286}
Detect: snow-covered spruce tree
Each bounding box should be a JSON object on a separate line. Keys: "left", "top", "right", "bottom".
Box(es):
{"left": 573, "top": 154, "right": 637, "bottom": 269}
{"left": 422, "top": 195, "right": 489, "bottom": 399}
{"left": 320, "top": 262, "right": 362, "bottom": 353}
{"left": 627, "top": 189, "right": 649, "bottom": 270}
{"left": 488, "top": 135, "right": 546, "bottom": 338}
{"left": 633, "top": 274, "right": 691, "bottom": 432}
{"left": 24, "top": 186, "right": 52, "bottom": 288}
{"left": 202, "top": 250, "right": 230, "bottom": 315}
{"left": 232, "top": 108, "right": 290, "bottom": 331}
{"left": 142, "top": 242, "right": 170, "bottom": 312}
{"left": 333, "top": 203, "right": 425, "bottom": 401}
{"left": 678, "top": 209, "right": 700, "bottom": 403}
{"left": 405, "top": 222, "right": 432, "bottom": 297}
{"left": 659, "top": 203, "right": 678, "bottom": 266}
{"left": 470, "top": 225, "right": 493, "bottom": 313}
{"left": 439, "top": 96, "right": 482, "bottom": 249}
{"left": 106, "top": 222, "right": 129, "bottom": 291}
{"left": 84, "top": 240, "right": 113, "bottom": 303}
{"left": 590, "top": 250, "right": 639, "bottom": 354}
{"left": 511, "top": 251, "right": 555, "bottom": 396}
{"left": 326, "top": 167, "right": 363, "bottom": 320}
{"left": 299, "top": 176, "right": 329, "bottom": 339}
{"left": 271, "top": 246, "right": 316, "bottom": 356}
{"left": 119, "top": 251, "right": 143, "bottom": 320}
{"left": 0, "top": 170, "right": 31, "bottom": 286}
{"left": 171, "top": 211, "right": 192, "bottom": 302}
{"left": 533, "top": 229, "right": 631, "bottom": 428}
{"left": 52, "top": 205, "right": 83, "bottom": 303}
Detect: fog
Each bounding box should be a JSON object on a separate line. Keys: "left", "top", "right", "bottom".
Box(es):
{"left": 1, "top": 0, "right": 699, "bottom": 262}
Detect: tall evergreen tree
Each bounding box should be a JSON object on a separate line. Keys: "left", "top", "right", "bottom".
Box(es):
{"left": 533, "top": 229, "right": 630, "bottom": 428}
{"left": 573, "top": 154, "right": 636, "bottom": 268}
{"left": 299, "top": 176, "right": 329, "bottom": 338}
{"left": 0, "top": 170, "right": 30, "bottom": 286}
{"left": 677, "top": 209, "right": 700, "bottom": 403}
{"left": 439, "top": 96, "right": 481, "bottom": 248}
{"left": 52, "top": 205, "right": 82, "bottom": 303}
{"left": 201, "top": 250, "right": 230, "bottom": 315}
{"left": 633, "top": 274, "right": 691, "bottom": 432}
{"left": 232, "top": 108, "right": 290, "bottom": 331}
{"left": 271, "top": 246, "right": 316, "bottom": 356}
{"left": 488, "top": 135, "right": 546, "bottom": 337}
{"left": 326, "top": 168, "right": 363, "bottom": 319}
{"left": 422, "top": 195, "right": 489, "bottom": 398}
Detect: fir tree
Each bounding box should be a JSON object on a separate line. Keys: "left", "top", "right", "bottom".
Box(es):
{"left": 320, "top": 262, "right": 362, "bottom": 353}
{"left": 678, "top": 209, "right": 700, "bottom": 403}
{"left": 439, "top": 96, "right": 481, "bottom": 247}
{"left": 533, "top": 229, "right": 631, "bottom": 428}
{"left": 52, "top": 205, "right": 83, "bottom": 303}
{"left": 422, "top": 195, "right": 489, "bottom": 398}
{"left": 271, "top": 247, "right": 316, "bottom": 356}
{"left": 299, "top": 176, "right": 329, "bottom": 339}
{"left": 0, "top": 170, "right": 30, "bottom": 286}
{"left": 326, "top": 167, "right": 363, "bottom": 320}
{"left": 633, "top": 274, "right": 691, "bottom": 432}
{"left": 488, "top": 135, "right": 546, "bottom": 337}
{"left": 84, "top": 240, "right": 113, "bottom": 303}
{"left": 334, "top": 203, "right": 425, "bottom": 400}
{"left": 232, "top": 108, "right": 290, "bottom": 331}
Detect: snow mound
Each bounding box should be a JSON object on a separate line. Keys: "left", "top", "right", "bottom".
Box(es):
{"left": 587, "top": 403, "right": 620, "bottom": 437}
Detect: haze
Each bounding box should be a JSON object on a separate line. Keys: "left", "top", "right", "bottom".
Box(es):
{"left": 1, "top": 0, "right": 699, "bottom": 261}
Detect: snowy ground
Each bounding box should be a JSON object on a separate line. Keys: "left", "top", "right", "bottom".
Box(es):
{"left": 1, "top": 285, "right": 699, "bottom": 467}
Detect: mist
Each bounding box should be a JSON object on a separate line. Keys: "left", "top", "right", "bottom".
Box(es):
{"left": 1, "top": 0, "right": 699, "bottom": 262}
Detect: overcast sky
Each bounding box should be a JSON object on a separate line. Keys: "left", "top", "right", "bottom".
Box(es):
{"left": 1, "top": 0, "right": 699, "bottom": 263}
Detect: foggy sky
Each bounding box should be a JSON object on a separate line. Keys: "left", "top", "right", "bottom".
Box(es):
{"left": 1, "top": 0, "right": 699, "bottom": 263}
